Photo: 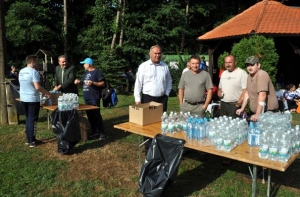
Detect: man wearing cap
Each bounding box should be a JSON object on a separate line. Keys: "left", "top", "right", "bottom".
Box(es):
{"left": 236, "top": 56, "right": 278, "bottom": 122}
{"left": 74, "top": 58, "right": 105, "bottom": 139}
{"left": 218, "top": 55, "right": 247, "bottom": 118}
{"left": 53, "top": 55, "right": 78, "bottom": 94}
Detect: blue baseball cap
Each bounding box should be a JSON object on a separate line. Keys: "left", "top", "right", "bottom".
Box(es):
{"left": 80, "top": 58, "right": 93, "bottom": 65}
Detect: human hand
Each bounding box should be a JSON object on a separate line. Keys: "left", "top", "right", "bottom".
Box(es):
{"left": 250, "top": 114, "right": 259, "bottom": 122}
{"left": 85, "top": 80, "right": 93, "bottom": 86}
{"left": 236, "top": 109, "right": 243, "bottom": 115}
{"left": 135, "top": 102, "right": 141, "bottom": 105}
{"left": 74, "top": 79, "right": 81, "bottom": 84}
{"left": 202, "top": 104, "right": 208, "bottom": 111}
{"left": 53, "top": 86, "right": 60, "bottom": 91}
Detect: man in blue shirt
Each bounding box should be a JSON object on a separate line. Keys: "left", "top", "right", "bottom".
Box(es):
{"left": 19, "top": 55, "right": 51, "bottom": 147}
{"left": 74, "top": 58, "right": 105, "bottom": 140}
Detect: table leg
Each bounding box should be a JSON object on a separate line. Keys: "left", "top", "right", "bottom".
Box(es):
{"left": 138, "top": 137, "right": 150, "bottom": 171}
{"left": 252, "top": 165, "right": 257, "bottom": 197}
{"left": 267, "top": 168, "right": 271, "bottom": 197}
{"left": 47, "top": 110, "right": 50, "bottom": 130}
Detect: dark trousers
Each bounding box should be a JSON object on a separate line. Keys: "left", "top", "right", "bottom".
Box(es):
{"left": 142, "top": 94, "right": 168, "bottom": 153}
{"left": 85, "top": 99, "right": 104, "bottom": 134}
{"left": 219, "top": 101, "right": 238, "bottom": 118}
{"left": 22, "top": 102, "right": 40, "bottom": 143}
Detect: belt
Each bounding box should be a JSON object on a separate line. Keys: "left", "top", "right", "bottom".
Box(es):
{"left": 185, "top": 100, "right": 205, "bottom": 105}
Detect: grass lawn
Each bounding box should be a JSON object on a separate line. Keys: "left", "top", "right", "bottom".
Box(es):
{"left": 1, "top": 94, "right": 300, "bottom": 197}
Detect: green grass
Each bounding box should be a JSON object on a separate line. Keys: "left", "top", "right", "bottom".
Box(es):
{"left": 1, "top": 93, "right": 300, "bottom": 197}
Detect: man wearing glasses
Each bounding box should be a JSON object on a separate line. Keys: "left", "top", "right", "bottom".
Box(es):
{"left": 236, "top": 56, "right": 278, "bottom": 122}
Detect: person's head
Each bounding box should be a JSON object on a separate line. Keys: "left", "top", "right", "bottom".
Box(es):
{"left": 80, "top": 57, "right": 94, "bottom": 70}
{"left": 11, "top": 66, "right": 16, "bottom": 72}
{"left": 245, "top": 56, "right": 260, "bottom": 76}
{"left": 58, "top": 55, "right": 68, "bottom": 69}
{"left": 186, "top": 62, "right": 190, "bottom": 69}
{"left": 188, "top": 55, "right": 201, "bottom": 72}
{"left": 288, "top": 83, "right": 296, "bottom": 91}
{"left": 149, "top": 45, "right": 162, "bottom": 64}
{"left": 201, "top": 56, "right": 205, "bottom": 61}
{"left": 26, "top": 55, "right": 38, "bottom": 69}
{"left": 224, "top": 55, "right": 237, "bottom": 72}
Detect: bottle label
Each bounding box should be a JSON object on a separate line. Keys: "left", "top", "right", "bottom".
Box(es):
{"left": 269, "top": 147, "right": 278, "bottom": 156}
{"left": 259, "top": 144, "right": 268, "bottom": 154}
{"left": 279, "top": 147, "right": 289, "bottom": 158}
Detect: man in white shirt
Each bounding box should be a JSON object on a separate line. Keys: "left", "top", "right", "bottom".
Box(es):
{"left": 218, "top": 55, "right": 247, "bottom": 118}
{"left": 134, "top": 45, "right": 172, "bottom": 112}
{"left": 182, "top": 62, "right": 190, "bottom": 74}
{"left": 134, "top": 45, "right": 172, "bottom": 155}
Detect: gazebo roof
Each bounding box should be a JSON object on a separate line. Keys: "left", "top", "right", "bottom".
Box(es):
{"left": 198, "top": 0, "right": 300, "bottom": 41}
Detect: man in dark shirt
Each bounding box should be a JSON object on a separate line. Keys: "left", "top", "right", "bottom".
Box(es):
{"left": 74, "top": 58, "right": 105, "bottom": 139}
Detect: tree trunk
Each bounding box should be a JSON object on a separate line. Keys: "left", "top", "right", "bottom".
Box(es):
{"left": 118, "top": 0, "right": 125, "bottom": 47}
{"left": 111, "top": 0, "right": 122, "bottom": 49}
{"left": 180, "top": 0, "right": 189, "bottom": 54}
{"left": 0, "top": 0, "right": 9, "bottom": 125}
{"left": 64, "top": 0, "right": 68, "bottom": 56}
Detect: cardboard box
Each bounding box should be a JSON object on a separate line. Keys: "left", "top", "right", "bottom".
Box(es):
{"left": 129, "top": 102, "right": 163, "bottom": 125}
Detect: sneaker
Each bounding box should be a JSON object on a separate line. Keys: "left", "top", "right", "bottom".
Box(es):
{"left": 99, "top": 133, "right": 106, "bottom": 140}
{"left": 25, "top": 142, "right": 30, "bottom": 146}
{"left": 29, "top": 142, "right": 36, "bottom": 147}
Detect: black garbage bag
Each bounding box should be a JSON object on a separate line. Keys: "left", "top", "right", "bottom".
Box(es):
{"left": 139, "top": 134, "right": 186, "bottom": 197}
{"left": 50, "top": 108, "right": 81, "bottom": 154}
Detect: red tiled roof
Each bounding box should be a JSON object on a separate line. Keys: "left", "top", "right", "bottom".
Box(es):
{"left": 198, "top": 0, "right": 300, "bottom": 41}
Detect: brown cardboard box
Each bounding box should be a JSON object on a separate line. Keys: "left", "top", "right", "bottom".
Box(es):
{"left": 129, "top": 101, "right": 163, "bottom": 125}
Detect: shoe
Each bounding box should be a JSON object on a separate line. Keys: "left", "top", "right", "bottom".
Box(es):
{"left": 29, "top": 142, "right": 36, "bottom": 147}
{"left": 89, "top": 133, "right": 100, "bottom": 138}
{"left": 25, "top": 142, "right": 30, "bottom": 146}
{"left": 99, "top": 133, "right": 106, "bottom": 140}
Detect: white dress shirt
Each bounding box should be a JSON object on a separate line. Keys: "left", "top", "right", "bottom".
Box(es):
{"left": 134, "top": 59, "right": 172, "bottom": 102}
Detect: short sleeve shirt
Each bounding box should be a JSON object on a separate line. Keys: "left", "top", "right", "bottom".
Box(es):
{"left": 19, "top": 67, "right": 41, "bottom": 102}
{"left": 81, "top": 69, "right": 104, "bottom": 100}
{"left": 178, "top": 70, "right": 213, "bottom": 102}
{"left": 247, "top": 70, "right": 278, "bottom": 112}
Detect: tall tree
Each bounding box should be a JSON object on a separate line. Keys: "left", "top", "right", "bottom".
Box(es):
{"left": 0, "top": 0, "right": 8, "bottom": 124}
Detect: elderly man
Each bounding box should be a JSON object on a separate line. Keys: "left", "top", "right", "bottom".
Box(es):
{"left": 53, "top": 55, "right": 78, "bottom": 94}
{"left": 218, "top": 55, "right": 247, "bottom": 118}
{"left": 236, "top": 56, "right": 278, "bottom": 122}
{"left": 134, "top": 45, "right": 172, "bottom": 154}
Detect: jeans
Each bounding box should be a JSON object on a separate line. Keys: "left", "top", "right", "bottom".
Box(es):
{"left": 85, "top": 99, "right": 104, "bottom": 134}
{"left": 22, "top": 102, "right": 40, "bottom": 143}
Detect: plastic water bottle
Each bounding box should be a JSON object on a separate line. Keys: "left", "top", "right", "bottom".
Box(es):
{"left": 58, "top": 96, "right": 63, "bottom": 111}
{"left": 259, "top": 132, "right": 269, "bottom": 160}
{"left": 41, "top": 96, "right": 47, "bottom": 104}
{"left": 74, "top": 95, "right": 79, "bottom": 109}
{"left": 248, "top": 122, "right": 256, "bottom": 147}
{"left": 268, "top": 133, "right": 279, "bottom": 161}
{"left": 186, "top": 118, "right": 193, "bottom": 140}
{"left": 278, "top": 134, "right": 290, "bottom": 163}
{"left": 215, "top": 132, "right": 223, "bottom": 150}
{"left": 161, "top": 119, "right": 168, "bottom": 134}
{"left": 161, "top": 112, "right": 168, "bottom": 122}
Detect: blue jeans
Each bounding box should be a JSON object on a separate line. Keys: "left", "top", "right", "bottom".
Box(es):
{"left": 85, "top": 99, "right": 104, "bottom": 134}
{"left": 22, "top": 102, "right": 40, "bottom": 143}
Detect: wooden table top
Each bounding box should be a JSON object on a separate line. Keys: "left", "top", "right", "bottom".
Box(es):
{"left": 114, "top": 122, "right": 299, "bottom": 172}
{"left": 42, "top": 104, "right": 99, "bottom": 111}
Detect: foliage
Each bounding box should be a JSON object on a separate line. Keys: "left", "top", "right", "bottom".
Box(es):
{"left": 231, "top": 35, "right": 279, "bottom": 82}
{"left": 217, "top": 51, "right": 229, "bottom": 69}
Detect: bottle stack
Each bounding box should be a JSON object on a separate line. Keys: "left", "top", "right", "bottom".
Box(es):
{"left": 256, "top": 111, "right": 299, "bottom": 163}
{"left": 57, "top": 93, "right": 79, "bottom": 111}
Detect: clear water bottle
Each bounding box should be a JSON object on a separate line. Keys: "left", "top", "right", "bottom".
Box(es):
{"left": 186, "top": 118, "right": 193, "bottom": 140}
{"left": 248, "top": 122, "right": 256, "bottom": 147}
{"left": 259, "top": 132, "right": 269, "bottom": 160}
{"left": 74, "top": 95, "right": 79, "bottom": 109}
{"left": 268, "top": 133, "right": 279, "bottom": 161}
{"left": 41, "top": 96, "right": 47, "bottom": 104}
{"left": 215, "top": 132, "right": 223, "bottom": 151}
{"left": 278, "top": 134, "right": 290, "bottom": 163}
{"left": 167, "top": 119, "right": 175, "bottom": 134}
{"left": 161, "top": 111, "right": 168, "bottom": 122}
{"left": 161, "top": 119, "right": 168, "bottom": 134}
{"left": 58, "top": 96, "right": 63, "bottom": 111}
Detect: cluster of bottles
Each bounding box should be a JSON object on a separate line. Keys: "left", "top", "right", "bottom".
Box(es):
{"left": 206, "top": 116, "right": 248, "bottom": 152}
{"left": 41, "top": 91, "right": 62, "bottom": 105}
{"left": 57, "top": 93, "right": 79, "bottom": 111}
{"left": 161, "top": 112, "right": 248, "bottom": 152}
{"left": 252, "top": 112, "right": 298, "bottom": 163}
{"left": 161, "top": 111, "right": 191, "bottom": 134}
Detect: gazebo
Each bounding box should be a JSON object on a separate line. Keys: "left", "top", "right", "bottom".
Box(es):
{"left": 198, "top": 0, "right": 300, "bottom": 85}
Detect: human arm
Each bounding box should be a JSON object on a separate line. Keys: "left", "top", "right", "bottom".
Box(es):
{"left": 250, "top": 91, "right": 267, "bottom": 121}
{"left": 236, "top": 89, "right": 246, "bottom": 107}
{"left": 165, "top": 69, "right": 172, "bottom": 96}
{"left": 134, "top": 69, "right": 142, "bottom": 103}
{"left": 203, "top": 89, "right": 213, "bottom": 110}
{"left": 217, "top": 88, "right": 223, "bottom": 98}
{"left": 236, "top": 91, "right": 249, "bottom": 115}
{"left": 33, "top": 82, "right": 51, "bottom": 98}
{"left": 178, "top": 88, "right": 184, "bottom": 104}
